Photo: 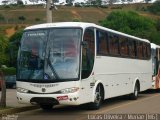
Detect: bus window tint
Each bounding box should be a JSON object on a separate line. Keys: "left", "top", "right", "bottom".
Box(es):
{"left": 128, "top": 40, "right": 136, "bottom": 58}
{"left": 143, "top": 43, "right": 150, "bottom": 59}
{"left": 119, "top": 37, "right": 129, "bottom": 57}
{"left": 137, "top": 42, "right": 143, "bottom": 59}
{"left": 147, "top": 44, "right": 151, "bottom": 59}
{"left": 108, "top": 34, "right": 119, "bottom": 56}
{"left": 82, "top": 28, "right": 95, "bottom": 79}
{"left": 97, "top": 30, "right": 109, "bottom": 55}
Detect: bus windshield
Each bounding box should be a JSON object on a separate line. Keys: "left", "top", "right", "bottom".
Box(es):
{"left": 17, "top": 28, "right": 82, "bottom": 82}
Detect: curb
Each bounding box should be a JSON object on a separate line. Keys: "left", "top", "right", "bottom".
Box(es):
{"left": 0, "top": 105, "right": 40, "bottom": 114}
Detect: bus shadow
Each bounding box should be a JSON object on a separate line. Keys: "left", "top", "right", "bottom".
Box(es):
{"left": 41, "top": 96, "right": 137, "bottom": 113}
{"left": 140, "top": 89, "right": 160, "bottom": 94}
{"left": 39, "top": 89, "right": 159, "bottom": 114}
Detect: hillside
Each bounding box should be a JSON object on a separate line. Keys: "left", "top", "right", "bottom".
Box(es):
{"left": 0, "top": 3, "right": 160, "bottom": 36}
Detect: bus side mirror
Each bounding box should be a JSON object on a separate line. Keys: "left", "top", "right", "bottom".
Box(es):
{"left": 81, "top": 41, "right": 88, "bottom": 49}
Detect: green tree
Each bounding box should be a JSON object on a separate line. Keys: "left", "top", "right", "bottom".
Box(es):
{"left": 66, "top": 0, "right": 74, "bottom": 4}
{"left": 99, "top": 11, "right": 160, "bottom": 44}
{"left": 156, "top": 19, "right": 160, "bottom": 31}
{"left": 8, "top": 30, "right": 23, "bottom": 67}
{"left": 0, "top": 35, "right": 8, "bottom": 67}
{"left": 96, "top": 0, "right": 102, "bottom": 6}
{"left": 35, "top": 18, "right": 41, "bottom": 22}
{"left": 17, "top": 0, "right": 24, "bottom": 5}
{"left": 148, "top": 1, "right": 160, "bottom": 15}
{"left": 0, "top": 14, "right": 5, "bottom": 23}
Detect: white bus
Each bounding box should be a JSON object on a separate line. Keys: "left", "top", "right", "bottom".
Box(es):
{"left": 17, "top": 22, "right": 152, "bottom": 110}
{"left": 151, "top": 43, "right": 160, "bottom": 89}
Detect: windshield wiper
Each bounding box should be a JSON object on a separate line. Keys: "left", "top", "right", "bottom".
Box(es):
{"left": 47, "top": 49, "right": 60, "bottom": 80}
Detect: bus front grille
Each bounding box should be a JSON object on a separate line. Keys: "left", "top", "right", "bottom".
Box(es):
{"left": 30, "top": 97, "right": 59, "bottom": 105}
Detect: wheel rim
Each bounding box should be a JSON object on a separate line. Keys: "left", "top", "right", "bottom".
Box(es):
{"left": 94, "top": 85, "right": 101, "bottom": 104}
{"left": 134, "top": 85, "right": 138, "bottom": 97}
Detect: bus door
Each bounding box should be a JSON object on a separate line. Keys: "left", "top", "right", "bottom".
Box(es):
{"left": 80, "top": 28, "right": 95, "bottom": 103}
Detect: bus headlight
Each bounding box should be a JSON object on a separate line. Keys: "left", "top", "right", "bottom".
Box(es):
{"left": 17, "top": 87, "right": 29, "bottom": 93}
{"left": 60, "top": 87, "right": 79, "bottom": 94}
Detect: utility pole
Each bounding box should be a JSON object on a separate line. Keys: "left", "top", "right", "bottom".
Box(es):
{"left": 46, "top": 0, "right": 52, "bottom": 23}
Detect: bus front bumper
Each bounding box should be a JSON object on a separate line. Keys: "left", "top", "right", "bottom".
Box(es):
{"left": 17, "top": 92, "right": 80, "bottom": 106}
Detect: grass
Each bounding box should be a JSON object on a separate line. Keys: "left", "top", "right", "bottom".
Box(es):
{"left": 0, "top": 4, "right": 159, "bottom": 25}
{"left": 0, "top": 106, "right": 13, "bottom": 110}
{"left": 0, "top": 3, "right": 159, "bottom": 37}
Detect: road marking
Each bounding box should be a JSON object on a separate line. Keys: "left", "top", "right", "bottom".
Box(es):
{"left": 76, "top": 93, "right": 160, "bottom": 120}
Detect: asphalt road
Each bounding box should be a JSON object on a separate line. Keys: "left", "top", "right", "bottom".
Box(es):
{"left": 14, "top": 89, "right": 160, "bottom": 120}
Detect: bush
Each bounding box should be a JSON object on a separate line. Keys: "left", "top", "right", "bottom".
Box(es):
{"left": 99, "top": 5, "right": 108, "bottom": 8}
{"left": 18, "top": 16, "right": 26, "bottom": 24}
{"left": 9, "top": 29, "right": 23, "bottom": 43}
{"left": 18, "top": 16, "right": 26, "bottom": 21}
{"left": 148, "top": 1, "right": 160, "bottom": 15}
{"left": 8, "top": 30, "right": 23, "bottom": 67}
{"left": 72, "top": 18, "right": 80, "bottom": 22}
{"left": 0, "top": 35, "right": 9, "bottom": 67}
{"left": 17, "top": 0, "right": 24, "bottom": 5}
{"left": 156, "top": 20, "right": 160, "bottom": 31}
{"left": 0, "top": 14, "right": 5, "bottom": 22}
{"left": 35, "top": 18, "right": 40, "bottom": 22}
{"left": 110, "top": 6, "right": 123, "bottom": 9}
{"left": 74, "top": 3, "right": 82, "bottom": 7}
{"left": 0, "top": 67, "right": 16, "bottom": 75}
{"left": 4, "top": 5, "right": 10, "bottom": 9}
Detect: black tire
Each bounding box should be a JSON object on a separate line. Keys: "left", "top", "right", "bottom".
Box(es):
{"left": 12, "top": 84, "right": 16, "bottom": 89}
{"left": 40, "top": 104, "right": 53, "bottom": 110}
{"left": 130, "top": 83, "right": 139, "bottom": 100}
{"left": 155, "top": 89, "right": 160, "bottom": 93}
{"left": 87, "top": 84, "right": 103, "bottom": 110}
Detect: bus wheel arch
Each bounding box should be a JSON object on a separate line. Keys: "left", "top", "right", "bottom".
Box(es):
{"left": 130, "top": 79, "right": 140, "bottom": 100}
{"left": 93, "top": 82, "right": 105, "bottom": 101}
{"left": 86, "top": 82, "right": 104, "bottom": 110}
{"left": 99, "top": 83, "right": 105, "bottom": 101}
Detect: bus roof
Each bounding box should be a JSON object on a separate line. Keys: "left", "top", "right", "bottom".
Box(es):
{"left": 151, "top": 43, "right": 160, "bottom": 49}
{"left": 25, "top": 22, "right": 150, "bottom": 43}
{"left": 25, "top": 22, "right": 94, "bottom": 30}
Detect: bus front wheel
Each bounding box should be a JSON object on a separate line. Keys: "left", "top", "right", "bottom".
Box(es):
{"left": 87, "top": 84, "right": 103, "bottom": 110}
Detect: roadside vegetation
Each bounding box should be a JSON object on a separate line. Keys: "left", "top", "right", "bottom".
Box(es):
{"left": 148, "top": 1, "right": 160, "bottom": 15}
{"left": 0, "top": 3, "right": 160, "bottom": 68}
{"left": 0, "top": 1, "right": 159, "bottom": 109}
{"left": 99, "top": 10, "right": 160, "bottom": 44}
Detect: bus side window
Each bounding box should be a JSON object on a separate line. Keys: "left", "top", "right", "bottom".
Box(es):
{"left": 97, "top": 30, "right": 109, "bottom": 55}
{"left": 119, "top": 36, "right": 129, "bottom": 57}
{"left": 128, "top": 40, "right": 136, "bottom": 58}
{"left": 148, "top": 44, "right": 151, "bottom": 59}
{"left": 143, "top": 42, "right": 150, "bottom": 59}
{"left": 108, "top": 33, "right": 119, "bottom": 56}
{"left": 137, "top": 41, "right": 143, "bottom": 59}
{"left": 158, "top": 48, "right": 160, "bottom": 61}
{"left": 82, "top": 28, "right": 95, "bottom": 79}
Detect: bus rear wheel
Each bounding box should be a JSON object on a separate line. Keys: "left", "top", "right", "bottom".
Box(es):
{"left": 130, "top": 82, "right": 139, "bottom": 100}
{"left": 40, "top": 104, "right": 53, "bottom": 110}
{"left": 87, "top": 84, "right": 103, "bottom": 110}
